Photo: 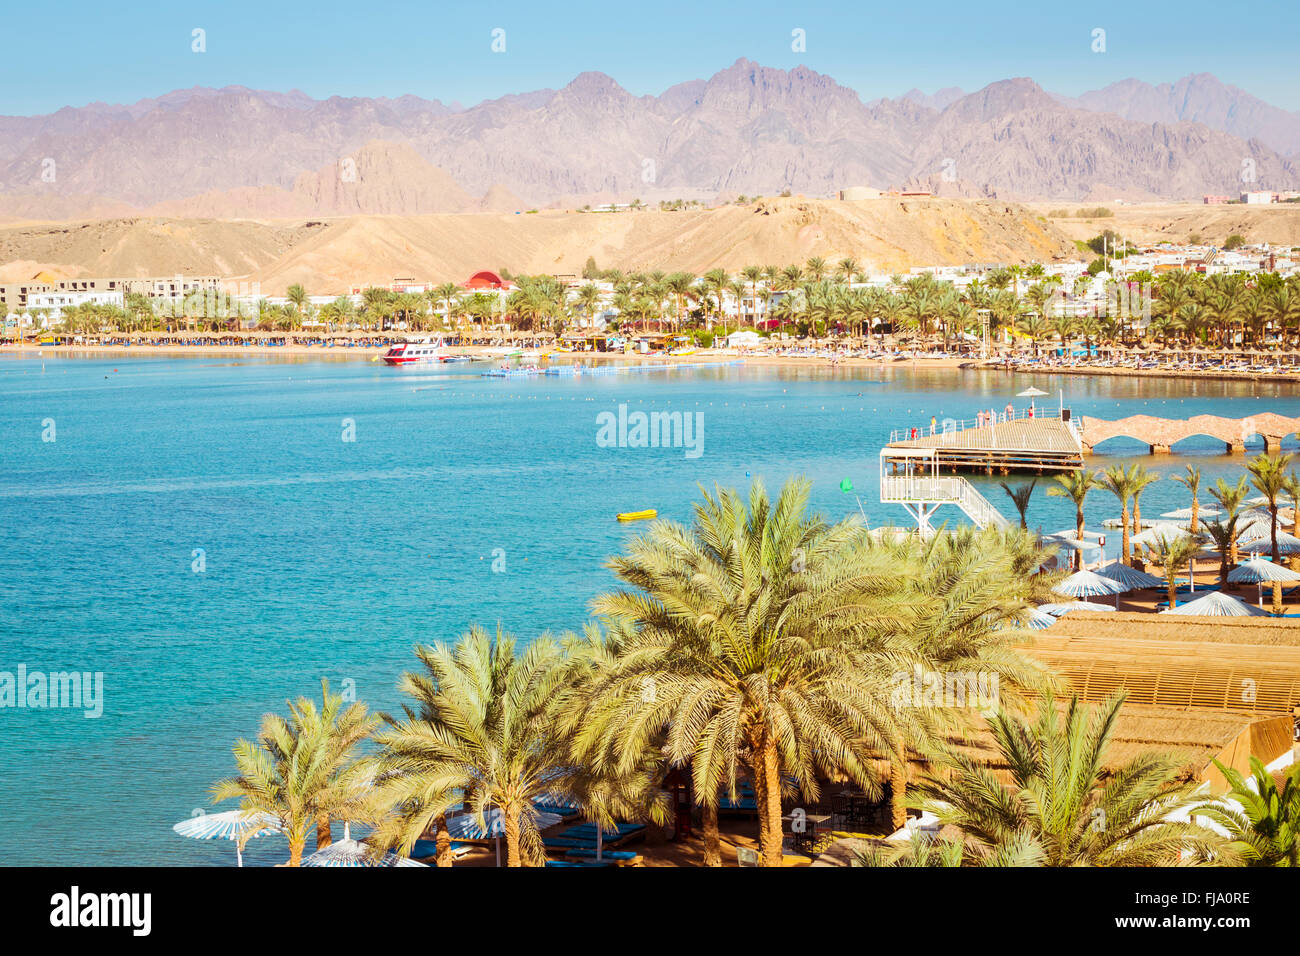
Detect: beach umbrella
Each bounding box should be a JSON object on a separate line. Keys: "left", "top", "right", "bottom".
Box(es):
{"left": 1053, "top": 569, "right": 1127, "bottom": 599}
{"left": 1096, "top": 560, "right": 1164, "bottom": 590}
{"left": 172, "top": 810, "right": 280, "bottom": 867}
{"left": 1228, "top": 558, "right": 1300, "bottom": 611}
{"left": 1160, "top": 505, "right": 1221, "bottom": 521}
{"left": 301, "top": 838, "right": 426, "bottom": 868}
{"left": 1016, "top": 387, "right": 1048, "bottom": 397}
{"left": 1038, "top": 601, "right": 1116, "bottom": 616}
{"left": 1242, "top": 530, "right": 1300, "bottom": 556}
{"left": 1021, "top": 608, "right": 1058, "bottom": 629}
{"left": 1131, "top": 524, "right": 1195, "bottom": 549}
{"left": 443, "top": 808, "right": 563, "bottom": 866}
{"left": 1160, "top": 590, "right": 1271, "bottom": 617}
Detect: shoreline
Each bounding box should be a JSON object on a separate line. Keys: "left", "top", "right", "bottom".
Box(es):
{"left": 2, "top": 344, "right": 1299, "bottom": 385}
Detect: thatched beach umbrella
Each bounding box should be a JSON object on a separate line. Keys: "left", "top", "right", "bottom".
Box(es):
{"left": 1227, "top": 558, "right": 1300, "bottom": 614}
{"left": 301, "top": 838, "right": 425, "bottom": 867}
{"left": 1096, "top": 560, "right": 1164, "bottom": 591}
{"left": 1053, "top": 569, "right": 1127, "bottom": 600}
{"left": 1038, "top": 601, "right": 1116, "bottom": 616}
{"left": 172, "top": 810, "right": 281, "bottom": 867}
{"left": 1159, "top": 590, "right": 1271, "bottom": 617}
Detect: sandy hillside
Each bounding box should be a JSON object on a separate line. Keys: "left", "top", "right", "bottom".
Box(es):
{"left": 0, "top": 198, "right": 1077, "bottom": 294}
{"left": 1027, "top": 201, "right": 1300, "bottom": 248}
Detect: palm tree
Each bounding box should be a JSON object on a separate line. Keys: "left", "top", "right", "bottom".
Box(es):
{"left": 1149, "top": 532, "right": 1202, "bottom": 610}
{"left": 1047, "top": 470, "right": 1103, "bottom": 569}
{"left": 1201, "top": 757, "right": 1299, "bottom": 867}
{"left": 1204, "top": 516, "right": 1242, "bottom": 589}
{"left": 1099, "top": 464, "right": 1138, "bottom": 563}
{"left": 1209, "top": 476, "right": 1251, "bottom": 574}
{"left": 1172, "top": 465, "right": 1204, "bottom": 534}
{"left": 998, "top": 480, "right": 1036, "bottom": 530}
{"left": 1129, "top": 465, "right": 1161, "bottom": 565}
{"left": 211, "top": 680, "right": 379, "bottom": 866}
{"left": 372, "top": 626, "right": 572, "bottom": 867}
{"left": 591, "top": 481, "right": 1051, "bottom": 864}
{"left": 1246, "top": 452, "right": 1294, "bottom": 564}
{"left": 916, "top": 694, "right": 1226, "bottom": 866}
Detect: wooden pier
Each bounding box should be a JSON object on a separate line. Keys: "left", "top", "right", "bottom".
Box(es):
{"left": 885, "top": 415, "right": 1085, "bottom": 474}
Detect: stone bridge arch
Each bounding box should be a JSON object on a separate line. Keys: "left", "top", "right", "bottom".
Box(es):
{"left": 1080, "top": 413, "right": 1300, "bottom": 455}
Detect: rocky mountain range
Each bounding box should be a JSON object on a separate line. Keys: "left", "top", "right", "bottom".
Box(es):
{"left": 1, "top": 60, "right": 1297, "bottom": 220}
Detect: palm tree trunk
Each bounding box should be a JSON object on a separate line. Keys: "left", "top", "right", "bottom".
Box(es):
{"left": 435, "top": 813, "right": 453, "bottom": 867}
{"left": 1272, "top": 581, "right": 1283, "bottom": 616}
{"left": 751, "top": 763, "right": 770, "bottom": 858}
{"left": 315, "top": 813, "right": 332, "bottom": 850}
{"left": 890, "top": 742, "right": 908, "bottom": 832}
{"left": 288, "top": 834, "right": 306, "bottom": 867}
{"left": 701, "top": 802, "right": 721, "bottom": 867}
{"left": 1120, "top": 504, "right": 1131, "bottom": 563}
{"left": 1168, "top": 576, "right": 1177, "bottom": 610}
{"left": 504, "top": 811, "right": 521, "bottom": 868}
{"left": 760, "top": 740, "right": 784, "bottom": 867}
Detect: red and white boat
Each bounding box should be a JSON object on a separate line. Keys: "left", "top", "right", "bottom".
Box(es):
{"left": 380, "top": 337, "right": 448, "bottom": 365}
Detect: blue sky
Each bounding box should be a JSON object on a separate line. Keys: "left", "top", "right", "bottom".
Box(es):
{"left": 6, "top": 0, "right": 1299, "bottom": 115}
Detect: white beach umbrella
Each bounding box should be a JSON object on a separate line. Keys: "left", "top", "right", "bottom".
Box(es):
{"left": 1053, "top": 569, "right": 1128, "bottom": 599}
{"left": 301, "top": 838, "right": 426, "bottom": 867}
{"left": 1022, "top": 608, "right": 1058, "bottom": 629}
{"left": 1228, "top": 558, "right": 1300, "bottom": 608}
{"left": 1096, "top": 561, "right": 1164, "bottom": 590}
{"left": 443, "top": 807, "right": 564, "bottom": 866}
{"left": 1038, "top": 601, "right": 1117, "bottom": 616}
{"left": 1132, "top": 523, "right": 1194, "bottom": 549}
{"left": 172, "top": 810, "right": 281, "bottom": 867}
{"left": 1159, "top": 591, "right": 1271, "bottom": 617}
{"left": 1161, "top": 505, "right": 1221, "bottom": 521}
{"left": 1016, "top": 387, "right": 1048, "bottom": 397}
{"left": 1242, "top": 530, "right": 1300, "bottom": 556}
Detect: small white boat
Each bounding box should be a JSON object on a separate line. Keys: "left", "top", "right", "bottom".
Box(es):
{"left": 381, "top": 337, "right": 448, "bottom": 365}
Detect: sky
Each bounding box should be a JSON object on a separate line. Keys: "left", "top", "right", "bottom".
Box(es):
{"left": 5, "top": 0, "right": 1300, "bottom": 116}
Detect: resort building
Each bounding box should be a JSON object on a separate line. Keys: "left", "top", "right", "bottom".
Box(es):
{"left": 25, "top": 289, "right": 124, "bottom": 319}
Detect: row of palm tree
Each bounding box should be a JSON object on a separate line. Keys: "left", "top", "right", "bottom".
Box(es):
{"left": 211, "top": 477, "right": 1297, "bottom": 868}
{"left": 15, "top": 256, "right": 1300, "bottom": 351}
{"left": 1001, "top": 452, "right": 1299, "bottom": 605}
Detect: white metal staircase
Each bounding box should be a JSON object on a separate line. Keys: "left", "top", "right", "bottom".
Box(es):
{"left": 879, "top": 474, "right": 1011, "bottom": 536}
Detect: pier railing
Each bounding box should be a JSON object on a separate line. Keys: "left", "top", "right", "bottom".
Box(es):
{"left": 889, "top": 406, "right": 1064, "bottom": 444}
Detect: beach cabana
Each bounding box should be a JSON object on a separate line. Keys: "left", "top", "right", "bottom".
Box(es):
{"left": 1159, "top": 591, "right": 1271, "bottom": 617}
{"left": 301, "top": 838, "right": 425, "bottom": 867}
{"left": 172, "top": 810, "right": 280, "bottom": 867}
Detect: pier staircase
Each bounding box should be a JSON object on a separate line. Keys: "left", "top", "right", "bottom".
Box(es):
{"left": 879, "top": 473, "right": 1011, "bottom": 537}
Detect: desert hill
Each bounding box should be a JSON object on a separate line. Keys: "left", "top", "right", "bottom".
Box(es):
{"left": 0, "top": 198, "right": 1080, "bottom": 293}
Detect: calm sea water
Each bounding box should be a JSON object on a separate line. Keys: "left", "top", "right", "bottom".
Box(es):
{"left": 1, "top": 353, "right": 1297, "bottom": 865}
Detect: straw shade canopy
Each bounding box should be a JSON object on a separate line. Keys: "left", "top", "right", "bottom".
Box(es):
{"left": 1096, "top": 561, "right": 1164, "bottom": 590}
{"left": 1227, "top": 559, "right": 1300, "bottom": 585}
{"left": 1038, "top": 601, "right": 1117, "bottom": 616}
{"left": 1159, "top": 591, "right": 1271, "bottom": 617}
{"left": 1053, "top": 569, "right": 1128, "bottom": 599}
{"left": 301, "top": 838, "right": 426, "bottom": 867}
{"left": 1017, "top": 386, "right": 1048, "bottom": 397}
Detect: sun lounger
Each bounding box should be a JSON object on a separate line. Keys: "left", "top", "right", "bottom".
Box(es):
{"left": 564, "top": 848, "right": 642, "bottom": 864}
{"left": 545, "top": 860, "right": 614, "bottom": 867}
{"left": 411, "top": 839, "right": 470, "bottom": 860}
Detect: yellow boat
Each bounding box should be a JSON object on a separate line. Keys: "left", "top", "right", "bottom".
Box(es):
{"left": 616, "top": 509, "right": 657, "bottom": 522}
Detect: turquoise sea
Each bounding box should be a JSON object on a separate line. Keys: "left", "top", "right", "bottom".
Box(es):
{"left": 1, "top": 353, "right": 1297, "bottom": 865}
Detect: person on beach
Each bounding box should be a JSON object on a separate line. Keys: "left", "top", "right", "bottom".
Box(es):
{"left": 1005, "top": 402, "right": 1014, "bottom": 420}
{"left": 931, "top": 415, "right": 937, "bottom": 435}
